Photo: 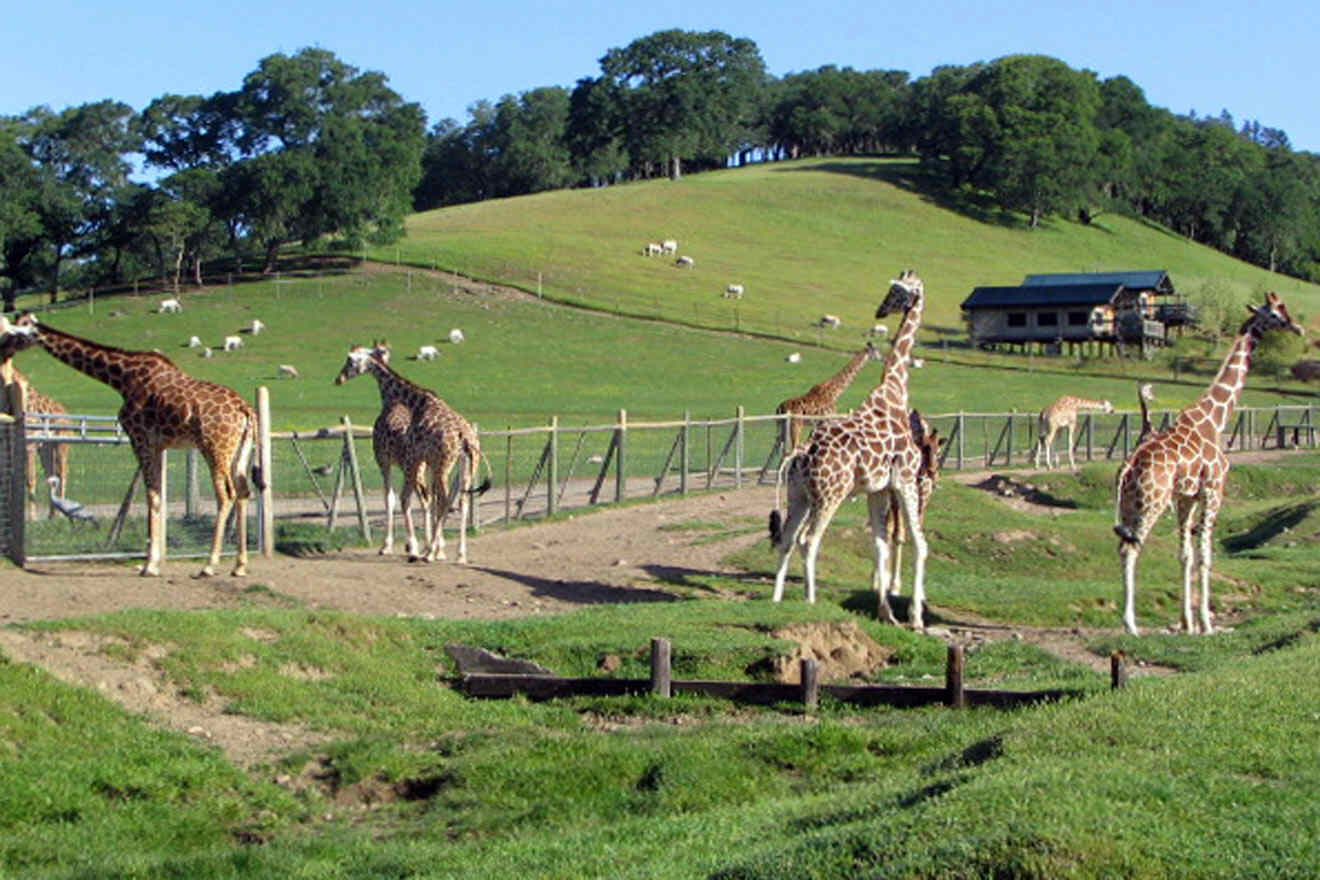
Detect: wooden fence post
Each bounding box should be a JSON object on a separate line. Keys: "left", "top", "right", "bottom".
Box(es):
{"left": 956, "top": 412, "right": 965, "bottom": 470}
{"left": 945, "top": 644, "right": 966, "bottom": 708}
{"left": 650, "top": 638, "right": 671, "bottom": 698}
{"left": 504, "top": 430, "right": 512, "bottom": 524}
{"left": 680, "top": 411, "right": 689, "bottom": 496}
{"left": 547, "top": 416, "right": 558, "bottom": 518}
{"left": 1110, "top": 651, "right": 1127, "bottom": 689}
{"left": 185, "top": 448, "right": 199, "bottom": 518}
{"left": 800, "top": 658, "right": 819, "bottom": 711}
{"left": 341, "top": 416, "right": 372, "bottom": 543}
{"left": 734, "top": 406, "right": 744, "bottom": 489}
{"left": 615, "top": 409, "right": 627, "bottom": 504}
{"left": 257, "top": 386, "right": 274, "bottom": 557}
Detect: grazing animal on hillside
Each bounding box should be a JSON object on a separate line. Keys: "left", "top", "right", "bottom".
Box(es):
{"left": 1114, "top": 292, "right": 1303, "bottom": 636}
{"left": 867, "top": 324, "right": 889, "bottom": 338}
{"left": 417, "top": 345, "right": 439, "bottom": 360}
{"left": 448, "top": 329, "right": 465, "bottom": 344}
{"left": 187, "top": 336, "right": 203, "bottom": 348}
{"left": 643, "top": 242, "right": 663, "bottom": 256}
{"left": 724, "top": 284, "right": 744, "bottom": 299}
{"left": 661, "top": 239, "right": 678, "bottom": 254}
{"left": 249, "top": 319, "right": 265, "bottom": 335}
{"left": 0, "top": 313, "right": 259, "bottom": 577}
{"left": 277, "top": 364, "right": 300, "bottom": 379}
{"left": 786, "top": 352, "right": 801, "bottom": 364}
{"left": 201, "top": 347, "right": 214, "bottom": 358}
{"left": 223, "top": 335, "right": 243, "bottom": 352}
{"left": 818, "top": 314, "right": 841, "bottom": 329}
{"left": 158, "top": 298, "right": 182, "bottom": 314}
{"left": 676, "top": 255, "right": 695, "bottom": 268}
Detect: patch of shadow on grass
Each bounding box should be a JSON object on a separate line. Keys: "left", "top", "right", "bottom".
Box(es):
{"left": 1223, "top": 501, "right": 1318, "bottom": 553}
{"left": 923, "top": 734, "right": 1005, "bottom": 776}
{"left": 1251, "top": 618, "right": 1320, "bottom": 655}
{"left": 469, "top": 566, "right": 680, "bottom": 605}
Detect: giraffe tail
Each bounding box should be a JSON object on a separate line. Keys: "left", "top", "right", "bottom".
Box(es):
{"left": 769, "top": 510, "right": 784, "bottom": 545}
{"left": 463, "top": 438, "right": 493, "bottom": 496}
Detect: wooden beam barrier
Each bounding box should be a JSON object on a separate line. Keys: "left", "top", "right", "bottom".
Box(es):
{"left": 458, "top": 673, "right": 1076, "bottom": 709}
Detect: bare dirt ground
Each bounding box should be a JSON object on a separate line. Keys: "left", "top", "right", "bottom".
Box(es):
{"left": 3, "top": 452, "right": 1293, "bottom": 770}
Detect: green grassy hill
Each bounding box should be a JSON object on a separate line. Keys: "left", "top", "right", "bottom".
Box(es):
{"left": 15, "top": 157, "right": 1318, "bottom": 432}
{"left": 380, "top": 157, "right": 1320, "bottom": 341}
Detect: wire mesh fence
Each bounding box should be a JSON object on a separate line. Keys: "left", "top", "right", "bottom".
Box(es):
{"left": 9, "top": 401, "right": 1318, "bottom": 565}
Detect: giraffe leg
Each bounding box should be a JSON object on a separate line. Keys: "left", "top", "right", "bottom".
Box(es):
{"left": 455, "top": 454, "right": 473, "bottom": 564}
{"left": 1196, "top": 494, "right": 1221, "bottom": 635}
{"left": 425, "top": 462, "right": 455, "bottom": 563}
{"left": 402, "top": 464, "right": 423, "bottom": 560}
{"left": 202, "top": 459, "right": 236, "bottom": 578}
{"left": 1120, "top": 542, "right": 1141, "bottom": 635}
{"left": 232, "top": 487, "right": 249, "bottom": 578}
{"left": 1175, "top": 496, "right": 1199, "bottom": 633}
{"left": 1065, "top": 424, "right": 1076, "bottom": 470}
{"left": 898, "top": 483, "right": 929, "bottom": 630}
{"left": 140, "top": 448, "right": 165, "bottom": 577}
{"left": 866, "top": 493, "right": 899, "bottom": 625}
{"left": 801, "top": 497, "right": 844, "bottom": 604}
{"left": 379, "top": 467, "right": 396, "bottom": 554}
{"left": 770, "top": 497, "right": 810, "bottom": 602}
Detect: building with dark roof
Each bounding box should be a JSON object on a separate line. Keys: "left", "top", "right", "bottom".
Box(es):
{"left": 961, "top": 270, "right": 1192, "bottom": 354}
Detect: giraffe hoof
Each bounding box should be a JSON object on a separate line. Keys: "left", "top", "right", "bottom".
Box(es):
{"left": 378, "top": 545, "right": 393, "bottom": 556}
{"left": 407, "top": 554, "right": 427, "bottom": 564}
{"left": 195, "top": 566, "right": 216, "bottom": 578}
{"left": 140, "top": 565, "right": 161, "bottom": 578}
{"left": 230, "top": 567, "right": 247, "bottom": 578}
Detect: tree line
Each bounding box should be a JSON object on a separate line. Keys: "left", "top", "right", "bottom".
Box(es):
{"left": 3, "top": 32, "right": 1319, "bottom": 311}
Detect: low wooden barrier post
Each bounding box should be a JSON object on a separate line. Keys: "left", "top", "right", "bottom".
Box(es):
{"left": 651, "top": 637, "right": 671, "bottom": 698}
{"left": 945, "top": 644, "right": 966, "bottom": 708}
{"left": 1111, "top": 651, "right": 1127, "bottom": 689}
{"left": 800, "top": 658, "right": 819, "bottom": 711}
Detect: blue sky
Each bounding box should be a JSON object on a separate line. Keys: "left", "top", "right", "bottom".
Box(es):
{"left": 5, "top": 0, "right": 1316, "bottom": 156}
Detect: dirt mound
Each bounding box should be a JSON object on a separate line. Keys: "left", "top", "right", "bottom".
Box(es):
{"left": 764, "top": 621, "right": 892, "bottom": 684}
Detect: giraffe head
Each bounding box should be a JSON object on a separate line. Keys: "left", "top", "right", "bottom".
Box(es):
{"left": 371, "top": 339, "right": 392, "bottom": 363}
{"left": 875, "top": 270, "right": 923, "bottom": 319}
{"left": 1139, "top": 383, "right": 1155, "bottom": 403}
{"left": 334, "top": 344, "right": 381, "bottom": 385}
{"left": 1243, "top": 291, "right": 1304, "bottom": 337}
{"left": 0, "top": 314, "right": 40, "bottom": 359}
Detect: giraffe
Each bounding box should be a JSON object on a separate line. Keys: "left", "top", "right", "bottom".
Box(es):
{"left": 768, "top": 270, "right": 931, "bottom": 628}
{"left": 345, "top": 340, "right": 432, "bottom": 555}
{"left": 775, "top": 341, "right": 882, "bottom": 451}
{"left": 0, "top": 354, "right": 72, "bottom": 517}
{"left": 1033, "top": 395, "right": 1114, "bottom": 470}
{"left": 1114, "top": 292, "right": 1302, "bottom": 635}
{"left": 335, "top": 344, "right": 490, "bottom": 564}
{"left": 885, "top": 410, "right": 943, "bottom": 597}
{"left": 0, "top": 313, "right": 258, "bottom": 577}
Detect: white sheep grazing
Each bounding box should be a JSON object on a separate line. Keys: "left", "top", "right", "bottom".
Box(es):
{"left": 223, "top": 335, "right": 243, "bottom": 352}
{"left": 912, "top": 358, "right": 925, "bottom": 369}
{"left": 187, "top": 335, "right": 202, "bottom": 348}
{"left": 448, "top": 328, "right": 465, "bottom": 344}
{"left": 417, "top": 345, "right": 439, "bottom": 360}
{"left": 250, "top": 319, "right": 265, "bottom": 335}
{"left": 867, "top": 323, "right": 888, "bottom": 338}
{"left": 787, "top": 352, "right": 802, "bottom": 363}
{"left": 676, "top": 255, "right": 695, "bottom": 268}
{"left": 819, "top": 314, "right": 841, "bottom": 329}
{"left": 724, "top": 283, "right": 744, "bottom": 299}
{"left": 661, "top": 239, "right": 678, "bottom": 254}
{"left": 201, "top": 347, "right": 213, "bottom": 359}
{"left": 643, "top": 242, "right": 663, "bottom": 256}
{"left": 277, "top": 364, "right": 300, "bottom": 379}
{"left": 158, "top": 298, "right": 182, "bottom": 314}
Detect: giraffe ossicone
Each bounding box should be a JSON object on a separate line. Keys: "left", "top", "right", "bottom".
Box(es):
{"left": 1114, "top": 291, "right": 1303, "bottom": 635}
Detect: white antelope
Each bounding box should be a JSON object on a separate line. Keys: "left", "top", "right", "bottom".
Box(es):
{"left": 158, "top": 298, "right": 182, "bottom": 314}
{"left": 187, "top": 335, "right": 202, "bottom": 348}
{"left": 643, "top": 242, "right": 663, "bottom": 256}
{"left": 661, "top": 239, "right": 678, "bottom": 254}
{"left": 676, "top": 255, "right": 695, "bottom": 268}
{"left": 223, "top": 335, "right": 243, "bottom": 352}
{"left": 250, "top": 319, "right": 265, "bottom": 335}
{"left": 448, "top": 328, "right": 465, "bottom": 344}
{"left": 417, "top": 345, "right": 439, "bottom": 360}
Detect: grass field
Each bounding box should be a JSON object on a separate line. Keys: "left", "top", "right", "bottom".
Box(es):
{"left": 3, "top": 157, "right": 1320, "bottom": 877}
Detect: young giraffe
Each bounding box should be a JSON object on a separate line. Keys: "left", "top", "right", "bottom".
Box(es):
{"left": 0, "top": 314, "right": 258, "bottom": 577}
{"left": 1114, "top": 292, "right": 1302, "bottom": 635}
{"left": 0, "top": 354, "right": 72, "bottom": 517}
{"left": 335, "top": 344, "right": 490, "bottom": 564}
{"left": 769, "top": 270, "right": 930, "bottom": 628}
{"left": 1033, "top": 394, "right": 1114, "bottom": 470}
{"left": 775, "top": 341, "right": 882, "bottom": 451}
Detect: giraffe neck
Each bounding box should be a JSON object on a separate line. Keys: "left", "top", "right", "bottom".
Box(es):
{"left": 1071, "top": 398, "right": 1109, "bottom": 412}
{"left": 34, "top": 325, "right": 167, "bottom": 398}
{"left": 368, "top": 357, "right": 428, "bottom": 409}
{"left": 874, "top": 290, "right": 925, "bottom": 412}
{"left": 1194, "top": 324, "right": 1260, "bottom": 435}
{"left": 818, "top": 345, "right": 872, "bottom": 405}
